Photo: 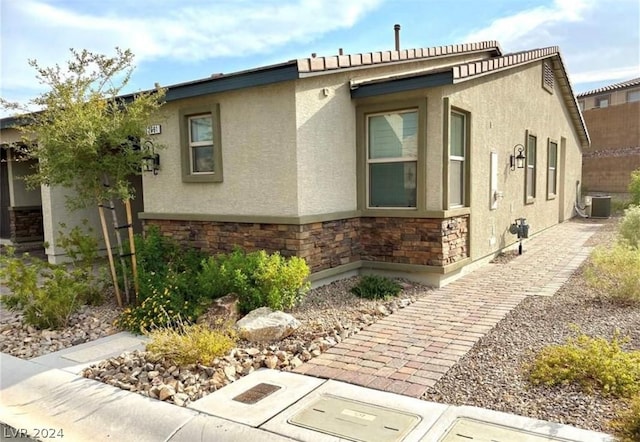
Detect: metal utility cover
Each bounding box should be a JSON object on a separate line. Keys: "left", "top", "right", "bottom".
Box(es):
{"left": 439, "top": 418, "right": 573, "bottom": 442}
{"left": 288, "top": 394, "right": 421, "bottom": 442}
{"left": 233, "top": 383, "right": 281, "bottom": 404}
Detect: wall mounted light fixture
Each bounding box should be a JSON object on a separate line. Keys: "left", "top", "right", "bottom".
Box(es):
{"left": 510, "top": 144, "right": 526, "bottom": 171}
{"left": 142, "top": 140, "right": 160, "bottom": 175}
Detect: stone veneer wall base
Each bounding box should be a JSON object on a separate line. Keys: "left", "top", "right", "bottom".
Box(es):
{"left": 144, "top": 214, "right": 470, "bottom": 285}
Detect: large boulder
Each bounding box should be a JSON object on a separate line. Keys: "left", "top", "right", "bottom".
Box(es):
{"left": 235, "top": 307, "right": 300, "bottom": 343}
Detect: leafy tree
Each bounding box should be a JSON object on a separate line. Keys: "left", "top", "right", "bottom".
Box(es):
{"left": 1, "top": 48, "right": 165, "bottom": 306}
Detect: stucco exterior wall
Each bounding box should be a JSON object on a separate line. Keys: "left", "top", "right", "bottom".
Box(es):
{"left": 40, "top": 185, "right": 106, "bottom": 263}
{"left": 0, "top": 128, "right": 42, "bottom": 208}
{"left": 294, "top": 77, "right": 357, "bottom": 216}
{"left": 292, "top": 51, "right": 500, "bottom": 217}
{"left": 8, "top": 159, "right": 41, "bottom": 207}
{"left": 443, "top": 61, "right": 582, "bottom": 260}
{"left": 143, "top": 81, "right": 299, "bottom": 217}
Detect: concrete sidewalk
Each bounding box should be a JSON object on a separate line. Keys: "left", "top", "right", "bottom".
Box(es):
{"left": 0, "top": 219, "right": 613, "bottom": 441}
{"left": 1, "top": 353, "right": 612, "bottom": 441}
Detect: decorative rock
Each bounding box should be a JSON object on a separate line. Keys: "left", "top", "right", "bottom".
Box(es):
{"left": 159, "top": 385, "right": 175, "bottom": 401}
{"left": 264, "top": 355, "right": 278, "bottom": 369}
{"left": 223, "top": 365, "right": 237, "bottom": 381}
{"left": 235, "top": 307, "right": 301, "bottom": 342}
{"left": 174, "top": 393, "right": 190, "bottom": 407}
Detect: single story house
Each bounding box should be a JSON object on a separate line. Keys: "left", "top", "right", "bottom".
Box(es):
{"left": 1, "top": 40, "right": 588, "bottom": 287}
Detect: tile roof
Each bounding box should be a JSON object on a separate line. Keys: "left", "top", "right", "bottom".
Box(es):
{"left": 452, "top": 47, "right": 559, "bottom": 82}
{"left": 349, "top": 45, "right": 588, "bottom": 148}
{"left": 576, "top": 77, "right": 640, "bottom": 97}
{"left": 296, "top": 41, "right": 502, "bottom": 74}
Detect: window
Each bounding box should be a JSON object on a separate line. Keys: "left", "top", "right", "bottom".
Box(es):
{"left": 449, "top": 111, "right": 467, "bottom": 208}
{"left": 628, "top": 90, "right": 640, "bottom": 103}
{"left": 578, "top": 100, "right": 585, "bottom": 111}
{"left": 366, "top": 110, "right": 418, "bottom": 207}
{"left": 180, "top": 104, "right": 223, "bottom": 182}
{"left": 547, "top": 139, "right": 557, "bottom": 199}
{"left": 595, "top": 95, "right": 610, "bottom": 108}
{"left": 525, "top": 133, "right": 537, "bottom": 202}
{"left": 189, "top": 115, "right": 214, "bottom": 173}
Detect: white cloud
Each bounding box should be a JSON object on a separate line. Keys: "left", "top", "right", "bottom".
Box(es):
{"left": 1, "top": 0, "right": 382, "bottom": 94}
{"left": 458, "top": 0, "right": 639, "bottom": 89}
{"left": 571, "top": 66, "right": 640, "bottom": 85}
{"left": 462, "top": 0, "right": 596, "bottom": 50}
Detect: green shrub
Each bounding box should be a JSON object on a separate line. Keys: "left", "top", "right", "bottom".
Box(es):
{"left": 115, "top": 273, "right": 208, "bottom": 332}
{"left": 55, "top": 222, "right": 104, "bottom": 305}
{"left": 117, "top": 227, "right": 212, "bottom": 333}
{"left": 0, "top": 248, "right": 88, "bottom": 329}
{"left": 610, "top": 394, "right": 640, "bottom": 442}
{"left": 618, "top": 205, "right": 640, "bottom": 249}
{"left": 145, "top": 321, "right": 237, "bottom": 366}
{"left": 629, "top": 168, "right": 640, "bottom": 206}
{"left": 200, "top": 249, "right": 310, "bottom": 314}
{"left": 0, "top": 222, "right": 104, "bottom": 329}
{"left": 350, "top": 275, "right": 402, "bottom": 300}
{"left": 529, "top": 329, "right": 640, "bottom": 398}
{"left": 586, "top": 244, "right": 640, "bottom": 304}
{"left": 611, "top": 199, "right": 632, "bottom": 215}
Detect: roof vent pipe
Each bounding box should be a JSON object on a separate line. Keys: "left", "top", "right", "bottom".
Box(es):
{"left": 394, "top": 24, "right": 401, "bottom": 51}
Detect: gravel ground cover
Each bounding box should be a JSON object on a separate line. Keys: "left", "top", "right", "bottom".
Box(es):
{"left": 2, "top": 217, "right": 635, "bottom": 434}
{"left": 424, "top": 217, "right": 639, "bottom": 434}
{"left": 81, "top": 279, "right": 427, "bottom": 405}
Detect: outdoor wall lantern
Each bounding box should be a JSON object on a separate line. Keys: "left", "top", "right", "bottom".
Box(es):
{"left": 142, "top": 140, "right": 160, "bottom": 175}
{"left": 510, "top": 144, "right": 526, "bottom": 171}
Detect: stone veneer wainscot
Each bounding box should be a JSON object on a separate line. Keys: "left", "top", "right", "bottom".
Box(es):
{"left": 8, "top": 206, "right": 44, "bottom": 243}
{"left": 145, "top": 215, "right": 469, "bottom": 274}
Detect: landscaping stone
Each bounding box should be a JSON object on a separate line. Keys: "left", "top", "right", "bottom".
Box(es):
{"left": 235, "top": 307, "right": 301, "bottom": 342}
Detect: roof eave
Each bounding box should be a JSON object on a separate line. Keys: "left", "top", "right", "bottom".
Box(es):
{"left": 350, "top": 71, "right": 453, "bottom": 98}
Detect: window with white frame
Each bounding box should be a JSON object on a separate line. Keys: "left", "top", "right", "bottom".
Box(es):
{"left": 449, "top": 111, "right": 466, "bottom": 208}
{"left": 180, "top": 104, "right": 223, "bottom": 183}
{"left": 526, "top": 133, "right": 537, "bottom": 202}
{"left": 189, "top": 114, "right": 214, "bottom": 173}
{"left": 547, "top": 139, "right": 557, "bottom": 198}
{"left": 367, "top": 110, "right": 418, "bottom": 208}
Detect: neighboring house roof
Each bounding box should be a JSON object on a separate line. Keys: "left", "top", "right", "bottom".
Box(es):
{"left": 577, "top": 77, "right": 640, "bottom": 98}
{"left": 0, "top": 40, "right": 589, "bottom": 147}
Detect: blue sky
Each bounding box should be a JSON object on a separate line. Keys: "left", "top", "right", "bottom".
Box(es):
{"left": 1, "top": 0, "right": 638, "bottom": 117}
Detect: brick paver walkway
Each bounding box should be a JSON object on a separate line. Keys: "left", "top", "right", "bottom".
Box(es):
{"left": 294, "top": 220, "right": 603, "bottom": 398}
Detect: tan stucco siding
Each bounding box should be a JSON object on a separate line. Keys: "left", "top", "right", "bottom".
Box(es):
{"left": 294, "top": 76, "right": 357, "bottom": 216}
{"left": 40, "top": 185, "right": 105, "bottom": 262}
{"left": 443, "top": 61, "right": 582, "bottom": 260}
{"left": 8, "top": 160, "right": 41, "bottom": 207}
{"left": 143, "top": 82, "right": 299, "bottom": 217}
{"left": 0, "top": 128, "right": 42, "bottom": 207}
{"left": 292, "top": 52, "right": 499, "bottom": 217}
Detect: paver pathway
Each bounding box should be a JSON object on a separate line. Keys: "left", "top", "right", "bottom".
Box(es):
{"left": 294, "top": 220, "right": 603, "bottom": 398}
